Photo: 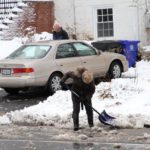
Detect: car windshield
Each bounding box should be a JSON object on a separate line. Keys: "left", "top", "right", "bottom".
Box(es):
{"left": 7, "top": 45, "right": 51, "bottom": 59}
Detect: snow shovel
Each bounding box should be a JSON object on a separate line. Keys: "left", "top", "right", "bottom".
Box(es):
{"left": 71, "top": 90, "right": 116, "bottom": 128}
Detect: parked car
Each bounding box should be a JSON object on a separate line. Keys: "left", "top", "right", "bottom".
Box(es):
{"left": 0, "top": 40, "right": 128, "bottom": 94}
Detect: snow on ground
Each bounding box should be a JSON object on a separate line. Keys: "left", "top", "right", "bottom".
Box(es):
{"left": 1, "top": 36, "right": 150, "bottom": 129}
{"left": 0, "top": 38, "right": 22, "bottom": 59}
{"left": 143, "top": 46, "right": 150, "bottom": 52}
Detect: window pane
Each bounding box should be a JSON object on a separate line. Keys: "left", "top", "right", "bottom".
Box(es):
{"left": 108, "top": 8, "right": 112, "bottom": 14}
{"left": 97, "top": 9, "right": 102, "bottom": 15}
{"left": 109, "top": 23, "right": 113, "bottom": 29}
{"left": 108, "top": 15, "right": 113, "bottom": 21}
{"left": 103, "top": 16, "right": 108, "bottom": 22}
{"left": 98, "top": 23, "right": 103, "bottom": 30}
{"left": 104, "top": 23, "right": 109, "bottom": 29}
{"left": 103, "top": 9, "right": 107, "bottom": 15}
{"left": 109, "top": 30, "right": 114, "bottom": 36}
{"left": 104, "top": 30, "right": 109, "bottom": 37}
{"left": 7, "top": 45, "right": 51, "bottom": 59}
{"left": 56, "top": 44, "right": 76, "bottom": 59}
{"left": 98, "top": 16, "right": 102, "bottom": 22}
{"left": 34, "top": 46, "right": 50, "bottom": 58}
{"left": 73, "top": 43, "right": 96, "bottom": 56}
{"left": 98, "top": 30, "right": 103, "bottom": 37}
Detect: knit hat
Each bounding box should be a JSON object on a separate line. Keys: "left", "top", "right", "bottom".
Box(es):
{"left": 82, "top": 70, "right": 93, "bottom": 84}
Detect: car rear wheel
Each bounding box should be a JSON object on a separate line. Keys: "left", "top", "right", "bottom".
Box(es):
{"left": 47, "top": 73, "right": 63, "bottom": 94}
{"left": 4, "top": 88, "right": 20, "bottom": 95}
{"left": 109, "top": 61, "right": 122, "bottom": 79}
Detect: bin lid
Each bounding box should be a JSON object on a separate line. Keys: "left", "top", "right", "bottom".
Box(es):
{"left": 91, "top": 40, "right": 121, "bottom": 51}
{"left": 119, "top": 40, "right": 140, "bottom": 44}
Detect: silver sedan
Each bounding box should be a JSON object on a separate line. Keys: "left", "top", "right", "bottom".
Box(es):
{"left": 0, "top": 40, "right": 128, "bottom": 94}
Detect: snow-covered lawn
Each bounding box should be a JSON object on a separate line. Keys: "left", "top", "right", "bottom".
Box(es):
{"left": 0, "top": 37, "right": 150, "bottom": 129}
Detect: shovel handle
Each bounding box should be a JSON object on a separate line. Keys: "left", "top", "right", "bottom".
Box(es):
{"left": 71, "top": 90, "right": 101, "bottom": 115}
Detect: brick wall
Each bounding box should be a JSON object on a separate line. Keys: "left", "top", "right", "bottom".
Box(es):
{"left": 23, "top": 1, "right": 54, "bottom": 33}
{"left": 3, "top": 1, "right": 54, "bottom": 39}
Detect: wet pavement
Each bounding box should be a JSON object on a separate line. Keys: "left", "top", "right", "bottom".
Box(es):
{"left": 0, "top": 124, "right": 149, "bottom": 150}
{"left": 0, "top": 118, "right": 149, "bottom": 150}
{"left": 0, "top": 139, "right": 149, "bottom": 150}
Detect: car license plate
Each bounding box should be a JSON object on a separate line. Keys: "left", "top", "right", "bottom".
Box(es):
{"left": 2, "top": 68, "right": 11, "bottom": 75}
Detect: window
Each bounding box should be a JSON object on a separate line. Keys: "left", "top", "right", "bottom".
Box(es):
{"left": 97, "top": 8, "right": 114, "bottom": 37}
{"left": 56, "top": 44, "right": 76, "bottom": 59}
{"left": 7, "top": 45, "right": 51, "bottom": 59}
{"left": 73, "top": 42, "right": 96, "bottom": 56}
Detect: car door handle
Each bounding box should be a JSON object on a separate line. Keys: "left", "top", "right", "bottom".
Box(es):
{"left": 83, "top": 62, "right": 86, "bottom": 63}
{"left": 60, "top": 64, "right": 63, "bottom": 66}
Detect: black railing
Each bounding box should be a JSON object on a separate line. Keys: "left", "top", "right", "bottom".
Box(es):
{"left": 0, "top": 0, "right": 17, "bottom": 15}
{"left": 0, "top": 0, "right": 18, "bottom": 8}
{"left": 0, "top": 0, "right": 26, "bottom": 21}
{"left": 0, "top": 0, "right": 26, "bottom": 13}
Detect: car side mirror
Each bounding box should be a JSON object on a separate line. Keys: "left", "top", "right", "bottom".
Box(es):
{"left": 97, "top": 50, "right": 101, "bottom": 55}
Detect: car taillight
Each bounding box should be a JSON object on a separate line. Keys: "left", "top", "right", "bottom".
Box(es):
{"left": 12, "top": 68, "right": 34, "bottom": 74}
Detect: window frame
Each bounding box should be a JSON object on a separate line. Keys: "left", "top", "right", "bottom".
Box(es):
{"left": 72, "top": 42, "right": 97, "bottom": 57}
{"left": 94, "top": 6, "right": 114, "bottom": 38}
{"left": 56, "top": 43, "right": 77, "bottom": 59}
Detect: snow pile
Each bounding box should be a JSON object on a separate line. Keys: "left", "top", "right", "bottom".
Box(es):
{"left": 7, "top": 91, "right": 73, "bottom": 127}
{"left": 143, "top": 46, "right": 150, "bottom": 52}
{"left": 34, "top": 32, "right": 53, "bottom": 41}
{"left": 22, "top": 32, "right": 53, "bottom": 44}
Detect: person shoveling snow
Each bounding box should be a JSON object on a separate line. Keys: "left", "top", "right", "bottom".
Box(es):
{"left": 60, "top": 67, "right": 96, "bottom": 131}
{"left": 60, "top": 67, "right": 116, "bottom": 131}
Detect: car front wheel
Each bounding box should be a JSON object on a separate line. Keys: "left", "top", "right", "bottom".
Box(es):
{"left": 109, "top": 62, "right": 122, "bottom": 79}
{"left": 47, "top": 73, "right": 62, "bottom": 94}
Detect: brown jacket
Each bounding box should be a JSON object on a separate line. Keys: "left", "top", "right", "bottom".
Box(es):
{"left": 61, "top": 68, "right": 95, "bottom": 99}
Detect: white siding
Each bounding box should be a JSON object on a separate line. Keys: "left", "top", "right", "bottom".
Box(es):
{"left": 53, "top": 0, "right": 150, "bottom": 45}
{"left": 52, "top": 0, "right": 75, "bottom": 36}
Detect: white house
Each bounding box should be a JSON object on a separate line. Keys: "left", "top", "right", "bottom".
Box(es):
{"left": 53, "top": 0, "right": 150, "bottom": 46}
{"left": 0, "top": 0, "right": 150, "bottom": 46}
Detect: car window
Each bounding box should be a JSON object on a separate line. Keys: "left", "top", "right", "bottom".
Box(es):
{"left": 56, "top": 43, "right": 76, "bottom": 59}
{"left": 73, "top": 42, "right": 96, "bottom": 56}
{"left": 7, "top": 45, "right": 51, "bottom": 59}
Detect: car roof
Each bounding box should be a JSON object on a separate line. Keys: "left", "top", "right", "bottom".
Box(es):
{"left": 25, "top": 40, "right": 82, "bottom": 46}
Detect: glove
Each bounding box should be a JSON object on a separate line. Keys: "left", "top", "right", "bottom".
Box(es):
{"left": 60, "top": 81, "right": 69, "bottom": 90}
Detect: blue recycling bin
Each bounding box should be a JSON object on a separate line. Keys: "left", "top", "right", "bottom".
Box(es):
{"left": 119, "top": 40, "right": 140, "bottom": 67}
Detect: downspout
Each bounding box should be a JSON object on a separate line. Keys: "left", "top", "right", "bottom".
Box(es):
{"left": 73, "top": 0, "right": 77, "bottom": 39}
{"left": 136, "top": 1, "right": 140, "bottom": 40}
{"left": 145, "top": 0, "right": 150, "bottom": 42}
{"left": 145, "top": 0, "right": 148, "bottom": 11}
